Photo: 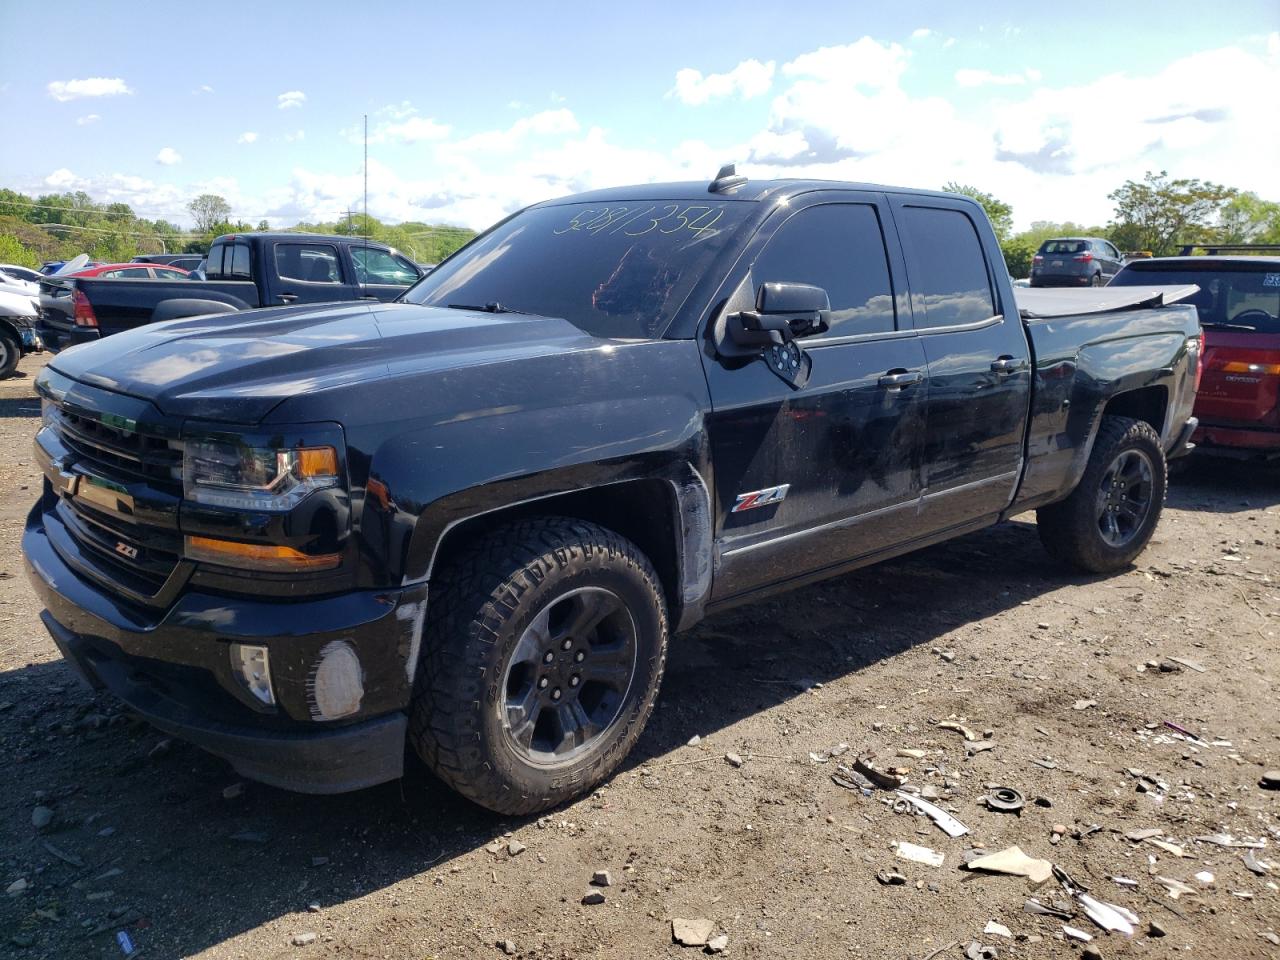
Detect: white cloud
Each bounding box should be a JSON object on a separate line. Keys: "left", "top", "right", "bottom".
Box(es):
{"left": 237, "top": 132, "right": 258, "bottom": 144}
{"left": 943, "top": 37, "right": 957, "bottom": 49}
{"left": 76, "top": 114, "right": 100, "bottom": 126}
{"left": 284, "top": 130, "right": 305, "bottom": 143}
{"left": 277, "top": 90, "right": 306, "bottom": 110}
{"left": 194, "top": 84, "right": 214, "bottom": 95}
{"left": 45, "top": 168, "right": 78, "bottom": 188}
{"left": 671, "top": 58, "right": 775, "bottom": 106}
{"left": 47, "top": 77, "right": 132, "bottom": 102}
{"left": 955, "top": 68, "right": 1037, "bottom": 87}
{"left": 383, "top": 116, "right": 451, "bottom": 144}
{"left": 155, "top": 147, "right": 182, "bottom": 166}
{"left": 911, "top": 28, "right": 932, "bottom": 39}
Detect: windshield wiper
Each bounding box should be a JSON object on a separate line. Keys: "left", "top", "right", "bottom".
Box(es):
{"left": 1201, "top": 321, "right": 1257, "bottom": 331}
{"left": 446, "top": 302, "right": 539, "bottom": 316}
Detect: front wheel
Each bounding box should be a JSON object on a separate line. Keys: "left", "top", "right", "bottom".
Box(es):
{"left": 409, "top": 517, "right": 668, "bottom": 814}
{"left": 0, "top": 333, "right": 19, "bottom": 379}
{"left": 1037, "top": 416, "right": 1166, "bottom": 573}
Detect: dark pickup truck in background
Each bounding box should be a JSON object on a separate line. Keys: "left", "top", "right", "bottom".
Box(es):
{"left": 23, "top": 173, "right": 1200, "bottom": 815}
{"left": 37, "top": 232, "right": 423, "bottom": 352}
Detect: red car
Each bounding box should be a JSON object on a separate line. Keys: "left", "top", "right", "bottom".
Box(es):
{"left": 69, "top": 262, "right": 190, "bottom": 280}
{"left": 1111, "top": 257, "right": 1280, "bottom": 458}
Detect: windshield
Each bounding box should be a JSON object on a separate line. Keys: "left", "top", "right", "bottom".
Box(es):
{"left": 1111, "top": 264, "right": 1280, "bottom": 334}
{"left": 402, "top": 200, "right": 752, "bottom": 339}
{"left": 1039, "top": 240, "right": 1087, "bottom": 255}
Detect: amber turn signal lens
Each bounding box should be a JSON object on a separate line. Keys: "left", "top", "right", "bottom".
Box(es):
{"left": 297, "top": 446, "right": 339, "bottom": 477}
{"left": 185, "top": 535, "right": 339, "bottom": 572}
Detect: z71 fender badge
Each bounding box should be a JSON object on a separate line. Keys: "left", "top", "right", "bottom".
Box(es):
{"left": 732, "top": 484, "right": 791, "bottom": 513}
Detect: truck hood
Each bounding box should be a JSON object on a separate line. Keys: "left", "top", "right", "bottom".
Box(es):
{"left": 49, "top": 301, "right": 604, "bottom": 423}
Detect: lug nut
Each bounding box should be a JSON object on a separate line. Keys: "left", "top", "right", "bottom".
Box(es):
{"left": 551, "top": 688, "right": 562, "bottom": 701}
{"left": 561, "top": 639, "right": 573, "bottom": 651}
{"left": 574, "top": 651, "right": 586, "bottom": 663}
{"left": 543, "top": 652, "right": 554, "bottom": 664}
{"left": 569, "top": 675, "right": 580, "bottom": 688}
{"left": 538, "top": 677, "right": 549, "bottom": 689}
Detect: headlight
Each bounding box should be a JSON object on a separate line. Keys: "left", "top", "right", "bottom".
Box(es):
{"left": 183, "top": 439, "right": 339, "bottom": 511}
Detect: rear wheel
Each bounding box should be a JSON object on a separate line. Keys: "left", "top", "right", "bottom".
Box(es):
{"left": 1090, "top": 272, "right": 1104, "bottom": 287}
{"left": 1037, "top": 416, "right": 1166, "bottom": 573}
{"left": 0, "top": 332, "right": 20, "bottom": 379}
{"left": 409, "top": 517, "right": 667, "bottom": 814}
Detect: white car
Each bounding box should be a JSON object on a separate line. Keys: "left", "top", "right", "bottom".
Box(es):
{"left": 0, "top": 287, "right": 42, "bottom": 377}
{"left": 0, "top": 264, "right": 44, "bottom": 285}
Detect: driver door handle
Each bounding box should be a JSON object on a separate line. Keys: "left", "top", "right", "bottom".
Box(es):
{"left": 990, "top": 356, "right": 1026, "bottom": 374}
{"left": 878, "top": 369, "right": 924, "bottom": 388}
{"left": 277, "top": 293, "right": 298, "bottom": 303}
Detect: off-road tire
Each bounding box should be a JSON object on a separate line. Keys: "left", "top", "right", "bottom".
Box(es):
{"left": 1037, "top": 415, "right": 1166, "bottom": 573}
{"left": 408, "top": 517, "right": 668, "bottom": 815}
{"left": 0, "top": 332, "right": 19, "bottom": 379}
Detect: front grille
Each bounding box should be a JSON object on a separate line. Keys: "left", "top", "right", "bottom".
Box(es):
{"left": 54, "top": 407, "right": 183, "bottom": 493}
{"left": 44, "top": 398, "right": 186, "bottom": 603}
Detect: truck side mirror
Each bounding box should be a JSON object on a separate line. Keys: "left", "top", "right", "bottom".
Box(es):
{"left": 726, "top": 282, "right": 831, "bottom": 349}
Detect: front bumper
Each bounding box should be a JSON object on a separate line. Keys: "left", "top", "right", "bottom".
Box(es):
{"left": 24, "top": 500, "right": 426, "bottom": 793}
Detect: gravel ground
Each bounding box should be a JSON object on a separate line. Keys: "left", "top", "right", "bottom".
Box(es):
{"left": 1, "top": 352, "right": 1278, "bottom": 960}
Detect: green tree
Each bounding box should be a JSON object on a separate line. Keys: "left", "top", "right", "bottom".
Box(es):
{"left": 187, "top": 194, "right": 232, "bottom": 234}
{"left": 0, "top": 233, "right": 39, "bottom": 268}
{"left": 1107, "top": 170, "right": 1237, "bottom": 257}
{"left": 943, "top": 182, "right": 1013, "bottom": 242}
{"left": 1217, "top": 192, "right": 1280, "bottom": 245}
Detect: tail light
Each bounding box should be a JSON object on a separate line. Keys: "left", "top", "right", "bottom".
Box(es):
{"left": 1072, "top": 252, "right": 1094, "bottom": 262}
{"left": 1032, "top": 254, "right": 1044, "bottom": 263}
{"left": 1206, "top": 344, "right": 1280, "bottom": 378}
{"left": 72, "top": 289, "right": 98, "bottom": 328}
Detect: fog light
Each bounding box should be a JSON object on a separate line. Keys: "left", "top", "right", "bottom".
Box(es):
{"left": 231, "top": 643, "right": 275, "bottom": 706}
{"left": 308, "top": 641, "right": 363, "bottom": 721}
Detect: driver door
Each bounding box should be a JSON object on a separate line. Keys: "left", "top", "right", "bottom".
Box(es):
{"left": 702, "top": 194, "right": 929, "bottom": 602}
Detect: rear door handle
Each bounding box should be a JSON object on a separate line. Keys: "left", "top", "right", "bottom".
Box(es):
{"left": 990, "top": 356, "right": 1026, "bottom": 374}
{"left": 878, "top": 369, "right": 924, "bottom": 388}
{"left": 277, "top": 293, "right": 298, "bottom": 304}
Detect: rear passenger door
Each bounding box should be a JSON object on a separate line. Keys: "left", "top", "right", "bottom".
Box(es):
{"left": 704, "top": 193, "right": 930, "bottom": 602}
{"left": 891, "top": 198, "right": 1031, "bottom": 532}
{"left": 269, "top": 241, "right": 358, "bottom": 306}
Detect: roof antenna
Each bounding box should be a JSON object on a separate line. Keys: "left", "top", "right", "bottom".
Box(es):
{"left": 362, "top": 113, "right": 369, "bottom": 301}
{"left": 709, "top": 163, "right": 747, "bottom": 194}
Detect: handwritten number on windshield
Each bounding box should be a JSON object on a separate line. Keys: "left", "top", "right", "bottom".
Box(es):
{"left": 555, "top": 204, "right": 724, "bottom": 240}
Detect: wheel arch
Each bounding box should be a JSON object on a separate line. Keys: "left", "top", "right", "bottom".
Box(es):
{"left": 421, "top": 468, "right": 713, "bottom": 633}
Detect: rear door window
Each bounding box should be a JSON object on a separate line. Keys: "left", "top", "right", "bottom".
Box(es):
{"left": 750, "top": 203, "right": 896, "bottom": 337}
{"left": 276, "top": 243, "right": 342, "bottom": 283}
{"left": 899, "top": 206, "right": 996, "bottom": 328}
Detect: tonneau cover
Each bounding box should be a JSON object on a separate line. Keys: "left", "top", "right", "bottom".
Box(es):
{"left": 1016, "top": 284, "right": 1199, "bottom": 319}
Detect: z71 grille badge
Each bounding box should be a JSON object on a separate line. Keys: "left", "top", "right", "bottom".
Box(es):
{"left": 732, "top": 484, "right": 790, "bottom": 513}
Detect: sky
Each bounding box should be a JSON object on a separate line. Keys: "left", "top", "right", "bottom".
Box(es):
{"left": 1, "top": 0, "right": 1277, "bottom": 245}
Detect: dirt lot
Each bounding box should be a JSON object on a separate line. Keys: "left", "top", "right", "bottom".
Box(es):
{"left": 1, "top": 351, "right": 1278, "bottom": 960}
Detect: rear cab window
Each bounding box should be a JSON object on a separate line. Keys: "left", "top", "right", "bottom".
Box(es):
{"left": 206, "top": 239, "right": 253, "bottom": 280}
{"left": 898, "top": 206, "right": 996, "bottom": 328}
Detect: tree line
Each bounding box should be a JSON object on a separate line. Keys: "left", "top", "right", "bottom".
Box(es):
{"left": 947, "top": 171, "right": 1280, "bottom": 278}
{"left": 3, "top": 172, "right": 1277, "bottom": 275}
{"left": 0, "top": 188, "right": 476, "bottom": 268}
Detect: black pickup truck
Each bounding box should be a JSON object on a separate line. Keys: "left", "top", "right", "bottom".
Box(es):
{"left": 23, "top": 173, "right": 1200, "bottom": 813}
{"left": 37, "top": 232, "right": 423, "bottom": 352}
